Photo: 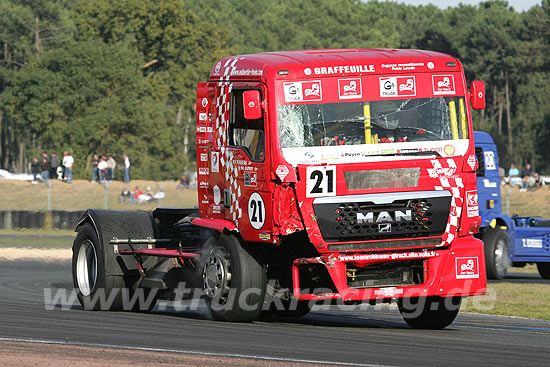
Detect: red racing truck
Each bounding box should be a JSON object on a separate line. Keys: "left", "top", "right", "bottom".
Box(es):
{"left": 72, "top": 49, "right": 487, "bottom": 329}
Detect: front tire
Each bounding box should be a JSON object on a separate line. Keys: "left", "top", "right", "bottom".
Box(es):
{"left": 483, "top": 227, "right": 510, "bottom": 280}
{"left": 201, "top": 233, "right": 266, "bottom": 322}
{"left": 398, "top": 296, "right": 462, "bottom": 329}
{"left": 536, "top": 263, "right": 550, "bottom": 279}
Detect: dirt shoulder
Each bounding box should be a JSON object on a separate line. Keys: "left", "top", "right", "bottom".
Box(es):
{"left": 0, "top": 341, "right": 327, "bottom": 367}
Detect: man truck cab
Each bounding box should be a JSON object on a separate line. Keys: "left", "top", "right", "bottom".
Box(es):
{"left": 73, "top": 49, "right": 487, "bottom": 330}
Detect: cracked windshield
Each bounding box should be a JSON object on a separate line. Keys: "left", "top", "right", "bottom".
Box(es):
{"left": 278, "top": 97, "right": 468, "bottom": 149}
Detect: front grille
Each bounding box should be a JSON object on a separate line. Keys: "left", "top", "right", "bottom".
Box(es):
{"left": 313, "top": 191, "right": 451, "bottom": 242}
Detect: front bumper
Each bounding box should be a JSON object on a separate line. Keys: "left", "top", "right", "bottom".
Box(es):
{"left": 292, "top": 235, "right": 486, "bottom": 301}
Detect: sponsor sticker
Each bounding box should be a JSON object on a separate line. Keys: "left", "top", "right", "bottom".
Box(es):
{"left": 466, "top": 190, "right": 479, "bottom": 217}
{"left": 213, "top": 185, "right": 221, "bottom": 205}
{"left": 199, "top": 113, "right": 208, "bottom": 122}
{"left": 456, "top": 257, "right": 479, "bottom": 279}
{"left": 198, "top": 167, "right": 209, "bottom": 175}
{"left": 276, "top": 165, "right": 290, "bottom": 181}
{"left": 211, "top": 152, "right": 220, "bottom": 173}
{"left": 444, "top": 145, "right": 456, "bottom": 156}
{"left": 201, "top": 98, "right": 208, "bottom": 108}
{"left": 427, "top": 166, "right": 456, "bottom": 178}
{"left": 312, "top": 64, "right": 375, "bottom": 75}
{"left": 432, "top": 75, "right": 455, "bottom": 95}
{"left": 244, "top": 172, "right": 257, "bottom": 187}
{"left": 200, "top": 153, "right": 208, "bottom": 162}
{"left": 338, "top": 250, "right": 437, "bottom": 262}
{"left": 467, "top": 155, "right": 477, "bottom": 170}
{"left": 338, "top": 78, "right": 362, "bottom": 99}
{"left": 379, "top": 76, "right": 416, "bottom": 98}
{"left": 374, "top": 287, "right": 403, "bottom": 297}
{"left": 259, "top": 232, "right": 271, "bottom": 241}
{"left": 283, "top": 81, "right": 322, "bottom": 102}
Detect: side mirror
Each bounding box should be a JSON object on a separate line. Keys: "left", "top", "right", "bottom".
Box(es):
{"left": 470, "top": 81, "right": 485, "bottom": 110}
{"left": 243, "top": 90, "right": 262, "bottom": 120}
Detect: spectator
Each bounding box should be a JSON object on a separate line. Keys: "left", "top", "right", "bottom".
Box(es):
{"left": 50, "top": 153, "right": 59, "bottom": 180}
{"left": 62, "top": 151, "right": 74, "bottom": 183}
{"left": 509, "top": 163, "right": 519, "bottom": 178}
{"left": 91, "top": 154, "right": 99, "bottom": 182}
{"left": 41, "top": 157, "right": 50, "bottom": 185}
{"left": 123, "top": 154, "right": 131, "bottom": 183}
{"left": 520, "top": 163, "right": 533, "bottom": 192}
{"left": 98, "top": 156, "right": 108, "bottom": 183}
{"left": 31, "top": 157, "right": 40, "bottom": 183}
{"left": 119, "top": 188, "right": 132, "bottom": 203}
{"left": 176, "top": 175, "right": 189, "bottom": 190}
{"left": 129, "top": 186, "right": 143, "bottom": 204}
{"left": 41, "top": 152, "right": 49, "bottom": 165}
{"left": 534, "top": 173, "right": 544, "bottom": 188}
{"left": 498, "top": 166, "right": 505, "bottom": 185}
{"left": 106, "top": 155, "right": 116, "bottom": 181}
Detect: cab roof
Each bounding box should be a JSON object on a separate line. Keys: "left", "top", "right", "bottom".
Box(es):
{"left": 209, "top": 48, "right": 462, "bottom": 81}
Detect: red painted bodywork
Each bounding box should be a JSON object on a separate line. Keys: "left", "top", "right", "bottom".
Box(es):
{"left": 195, "top": 49, "right": 486, "bottom": 301}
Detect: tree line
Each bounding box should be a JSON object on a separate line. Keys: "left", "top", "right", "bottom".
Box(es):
{"left": 0, "top": 0, "right": 548, "bottom": 179}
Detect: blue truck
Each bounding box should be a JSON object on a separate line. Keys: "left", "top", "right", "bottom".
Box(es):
{"left": 474, "top": 131, "right": 550, "bottom": 279}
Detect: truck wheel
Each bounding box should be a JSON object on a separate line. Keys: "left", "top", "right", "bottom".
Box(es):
{"left": 201, "top": 233, "right": 266, "bottom": 322}
{"left": 72, "top": 223, "right": 125, "bottom": 311}
{"left": 483, "top": 227, "right": 510, "bottom": 280}
{"left": 398, "top": 296, "right": 462, "bottom": 329}
{"left": 536, "top": 263, "right": 550, "bottom": 279}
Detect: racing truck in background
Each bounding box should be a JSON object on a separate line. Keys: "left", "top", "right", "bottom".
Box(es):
{"left": 474, "top": 131, "right": 550, "bottom": 279}
{"left": 72, "top": 49, "right": 487, "bottom": 329}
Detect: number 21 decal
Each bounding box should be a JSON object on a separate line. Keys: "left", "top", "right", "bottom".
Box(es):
{"left": 248, "top": 192, "right": 266, "bottom": 229}
{"left": 306, "top": 166, "right": 336, "bottom": 198}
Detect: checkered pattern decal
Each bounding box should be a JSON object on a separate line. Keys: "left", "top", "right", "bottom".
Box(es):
{"left": 431, "top": 158, "right": 463, "bottom": 246}
{"left": 215, "top": 58, "right": 243, "bottom": 226}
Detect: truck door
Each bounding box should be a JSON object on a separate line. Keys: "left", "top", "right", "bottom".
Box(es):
{"left": 221, "top": 82, "right": 272, "bottom": 243}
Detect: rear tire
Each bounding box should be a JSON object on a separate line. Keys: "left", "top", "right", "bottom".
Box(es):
{"left": 536, "top": 263, "right": 550, "bottom": 279}
{"left": 483, "top": 227, "right": 510, "bottom": 280}
{"left": 201, "top": 233, "right": 266, "bottom": 322}
{"left": 72, "top": 223, "right": 125, "bottom": 311}
{"left": 398, "top": 296, "right": 462, "bottom": 329}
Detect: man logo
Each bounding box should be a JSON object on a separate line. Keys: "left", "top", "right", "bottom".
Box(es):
{"left": 356, "top": 210, "right": 412, "bottom": 224}
{"left": 378, "top": 223, "right": 391, "bottom": 233}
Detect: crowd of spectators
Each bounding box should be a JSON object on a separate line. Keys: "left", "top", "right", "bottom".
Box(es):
{"left": 119, "top": 185, "right": 165, "bottom": 204}
{"left": 501, "top": 162, "right": 546, "bottom": 191}
{"left": 30, "top": 151, "right": 73, "bottom": 184}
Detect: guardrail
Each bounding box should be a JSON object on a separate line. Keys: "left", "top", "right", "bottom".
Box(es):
{"left": 0, "top": 210, "right": 85, "bottom": 230}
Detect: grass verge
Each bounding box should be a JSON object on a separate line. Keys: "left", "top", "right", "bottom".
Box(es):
{"left": 462, "top": 281, "right": 550, "bottom": 320}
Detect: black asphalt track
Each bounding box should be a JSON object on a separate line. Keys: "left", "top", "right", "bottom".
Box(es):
{"left": 1, "top": 260, "right": 549, "bottom": 367}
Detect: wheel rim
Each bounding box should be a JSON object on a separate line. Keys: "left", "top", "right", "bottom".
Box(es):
{"left": 494, "top": 238, "right": 509, "bottom": 276}
{"left": 76, "top": 239, "right": 97, "bottom": 297}
{"left": 202, "top": 247, "right": 232, "bottom": 304}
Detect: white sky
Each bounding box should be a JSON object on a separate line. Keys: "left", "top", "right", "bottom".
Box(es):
{"left": 381, "top": 0, "right": 542, "bottom": 12}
